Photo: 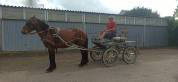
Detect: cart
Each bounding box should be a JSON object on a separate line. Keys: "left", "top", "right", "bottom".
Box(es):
{"left": 90, "top": 37, "right": 138, "bottom": 66}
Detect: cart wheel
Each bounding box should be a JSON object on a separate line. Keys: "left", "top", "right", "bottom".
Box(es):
{"left": 90, "top": 47, "right": 103, "bottom": 62}
{"left": 123, "top": 47, "right": 137, "bottom": 64}
{"left": 102, "top": 48, "right": 118, "bottom": 67}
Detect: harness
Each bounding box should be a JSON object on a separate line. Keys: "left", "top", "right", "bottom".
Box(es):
{"left": 27, "top": 27, "right": 82, "bottom": 48}
{"left": 48, "top": 27, "right": 72, "bottom": 47}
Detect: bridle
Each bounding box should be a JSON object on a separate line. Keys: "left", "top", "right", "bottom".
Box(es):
{"left": 26, "top": 29, "right": 49, "bottom": 35}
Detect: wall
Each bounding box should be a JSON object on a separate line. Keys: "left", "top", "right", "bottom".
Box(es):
{"left": 2, "top": 20, "right": 45, "bottom": 51}
{"left": 0, "top": 6, "right": 2, "bottom": 50}
{"left": 144, "top": 26, "right": 168, "bottom": 48}
{"left": 0, "top": 6, "right": 2, "bottom": 19}
{"left": 0, "top": 19, "right": 168, "bottom": 51}
{"left": 86, "top": 24, "right": 168, "bottom": 48}
{"left": 0, "top": 5, "right": 168, "bottom": 51}
{"left": 0, "top": 19, "right": 2, "bottom": 50}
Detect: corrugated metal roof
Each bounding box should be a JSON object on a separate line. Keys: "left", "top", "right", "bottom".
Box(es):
{"left": 0, "top": 4, "right": 166, "bottom": 19}
{"left": 0, "top": 4, "right": 116, "bottom": 15}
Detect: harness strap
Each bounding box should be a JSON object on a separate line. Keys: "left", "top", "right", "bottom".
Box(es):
{"left": 27, "top": 29, "right": 49, "bottom": 35}
{"left": 27, "top": 27, "right": 84, "bottom": 48}
{"left": 55, "top": 32, "right": 73, "bottom": 47}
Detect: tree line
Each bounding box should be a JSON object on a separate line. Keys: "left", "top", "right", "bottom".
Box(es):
{"left": 120, "top": 7, "right": 178, "bottom": 47}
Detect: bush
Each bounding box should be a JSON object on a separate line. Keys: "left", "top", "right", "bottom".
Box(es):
{"left": 166, "top": 17, "right": 178, "bottom": 46}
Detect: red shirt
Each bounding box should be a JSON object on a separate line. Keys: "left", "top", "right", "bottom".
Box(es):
{"left": 106, "top": 21, "right": 116, "bottom": 32}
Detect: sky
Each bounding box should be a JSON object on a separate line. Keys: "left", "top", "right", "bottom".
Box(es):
{"left": 0, "top": 0, "right": 177, "bottom": 17}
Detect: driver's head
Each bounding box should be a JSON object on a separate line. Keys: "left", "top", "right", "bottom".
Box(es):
{"left": 108, "top": 16, "right": 114, "bottom": 21}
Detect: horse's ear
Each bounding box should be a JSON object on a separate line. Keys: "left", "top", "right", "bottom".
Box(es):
{"left": 31, "top": 16, "right": 38, "bottom": 24}
{"left": 31, "top": 16, "right": 38, "bottom": 21}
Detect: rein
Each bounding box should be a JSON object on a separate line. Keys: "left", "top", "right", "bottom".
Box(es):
{"left": 26, "top": 28, "right": 71, "bottom": 46}
{"left": 25, "top": 27, "right": 84, "bottom": 48}
{"left": 27, "top": 29, "right": 49, "bottom": 35}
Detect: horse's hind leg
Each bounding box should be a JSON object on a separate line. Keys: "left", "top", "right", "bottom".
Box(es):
{"left": 46, "top": 48, "right": 56, "bottom": 72}
{"left": 79, "top": 50, "right": 89, "bottom": 67}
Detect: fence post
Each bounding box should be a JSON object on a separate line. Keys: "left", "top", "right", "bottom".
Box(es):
{"left": 0, "top": 6, "right": 2, "bottom": 19}
{"left": 99, "top": 14, "right": 101, "bottom": 23}
{"left": 23, "top": 7, "right": 26, "bottom": 20}
{"left": 124, "top": 16, "right": 127, "bottom": 24}
{"left": 143, "top": 18, "right": 146, "bottom": 48}
{"left": 82, "top": 13, "right": 86, "bottom": 23}
{"left": 160, "top": 18, "right": 163, "bottom": 25}
{"left": 65, "top": 11, "right": 68, "bottom": 22}
{"left": 82, "top": 13, "right": 86, "bottom": 31}
{"left": 134, "top": 17, "right": 136, "bottom": 24}
{"left": 45, "top": 9, "right": 48, "bottom": 21}
{"left": 1, "top": 20, "right": 4, "bottom": 50}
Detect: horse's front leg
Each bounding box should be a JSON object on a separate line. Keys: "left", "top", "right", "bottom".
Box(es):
{"left": 46, "top": 48, "right": 56, "bottom": 73}
{"left": 79, "top": 50, "right": 89, "bottom": 67}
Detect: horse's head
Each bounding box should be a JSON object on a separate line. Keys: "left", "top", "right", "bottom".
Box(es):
{"left": 21, "top": 16, "right": 49, "bottom": 35}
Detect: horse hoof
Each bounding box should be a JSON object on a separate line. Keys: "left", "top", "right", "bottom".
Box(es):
{"left": 78, "top": 64, "right": 84, "bottom": 67}
{"left": 78, "top": 63, "right": 87, "bottom": 67}
{"left": 46, "top": 68, "right": 56, "bottom": 73}
{"left": 46, "top": 69, "right": 53, "bottom": 73}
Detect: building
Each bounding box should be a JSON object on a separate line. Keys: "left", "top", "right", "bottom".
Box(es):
{"left": 0, "top": 5, "right": 168, "bottom": 51}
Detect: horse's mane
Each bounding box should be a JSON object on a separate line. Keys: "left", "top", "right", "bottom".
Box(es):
{"left": 31, "top": 17, "right": 49, "bottom": 30}
{"left": 37, "top": 19, "right": 49, "bottom": 30}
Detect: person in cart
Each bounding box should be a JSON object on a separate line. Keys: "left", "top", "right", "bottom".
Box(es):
{"left": 99, "top": 16, "right": 117, "bottom": 42}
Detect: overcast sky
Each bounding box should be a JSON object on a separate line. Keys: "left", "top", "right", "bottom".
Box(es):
{"left": 0, "top": 0, "right": 177, "bottom": 17}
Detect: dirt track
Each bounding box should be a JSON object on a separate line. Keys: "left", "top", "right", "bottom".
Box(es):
{"left": 0, "top": 48, "right": 178, "bottom": 82}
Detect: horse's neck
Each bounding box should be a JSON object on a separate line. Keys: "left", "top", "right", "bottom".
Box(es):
{"left": 37, "top": 27, "right": 60, "bottom": 39}
{"left": 37, "top": 21, "right": 49, "bottom": 38}
{"left": 37, "top": 30, "right": 49, "bottom": 39}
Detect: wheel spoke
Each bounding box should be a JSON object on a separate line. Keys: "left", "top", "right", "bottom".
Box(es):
{"left": 103, "top": 48, "right": 118, "bottom": 66}
{"left": 90, "top": 47, "right": 103, "bottom": 62}
{"left": 123, "top": 48, "right": 137, "bottom": 64}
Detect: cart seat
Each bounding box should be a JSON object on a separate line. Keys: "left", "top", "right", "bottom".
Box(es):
{"left": 92, "top": 38, "right": 111, "bottom": 49}
{"left": 112, "top": 37, "right": 127, "bottom": 43}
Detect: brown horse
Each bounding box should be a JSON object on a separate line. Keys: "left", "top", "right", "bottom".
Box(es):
{"left": 21, "top": 16, "right": 88, "bottom": 72}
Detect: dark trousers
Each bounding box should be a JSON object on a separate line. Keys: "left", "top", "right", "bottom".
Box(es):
{"left": 104, "top": 31, "right": 116, "bottom": 40}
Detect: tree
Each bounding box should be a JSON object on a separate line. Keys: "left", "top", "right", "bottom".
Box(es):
{"left": 173, "top": 6, "right": 178, "bottom": 19}
{"left": 164, "top": 2, "right": 178, "bottom": 47}
{"left": 165, "top": 16, "right": 178, "bottom": 47}
{"left": 120, "top": 7, "right": 160, "bottom": 18}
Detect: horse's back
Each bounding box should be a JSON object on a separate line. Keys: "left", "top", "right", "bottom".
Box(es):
{"left": 59, "top": 28, "right": 87, "bottom": 37}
